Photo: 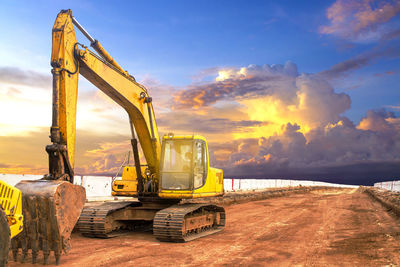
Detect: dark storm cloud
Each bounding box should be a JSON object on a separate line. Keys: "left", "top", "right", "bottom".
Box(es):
{"left": 212, "top": 110, "right": 400, "bottom": 185}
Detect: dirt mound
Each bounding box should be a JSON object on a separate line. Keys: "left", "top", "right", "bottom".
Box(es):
{"left": 364, "top": 187, "right": 400, "bottom": 217}
{"left": 182, "top": 186, "right": 351, "bottom": 205}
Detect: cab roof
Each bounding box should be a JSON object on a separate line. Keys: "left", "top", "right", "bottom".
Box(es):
{"left": 162, "top": 133, "right": 206, "bottom": 142}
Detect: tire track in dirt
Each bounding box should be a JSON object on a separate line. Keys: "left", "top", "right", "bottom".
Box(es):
{"left": 8, "top": 188, "right": 400, "bottom": 266}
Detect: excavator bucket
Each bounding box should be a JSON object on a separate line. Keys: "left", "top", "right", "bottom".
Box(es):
{"left": 12, "top": 180, "right": 85, "bottom": 265}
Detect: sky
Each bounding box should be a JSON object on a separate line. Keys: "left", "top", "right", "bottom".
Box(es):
{"left": 0, "top": 0, "right": 400, "bottom": 185}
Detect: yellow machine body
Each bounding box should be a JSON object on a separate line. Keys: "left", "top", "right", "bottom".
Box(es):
{"left": 112, "top": 166, "right": 146, "bottom": 196}
{"left": 160, "top": 166, "right": 223, "bottom": 199}
{"left": 111, "top": 135, "right": 224, "bottom": 199}
{"left": 112, "top": 134, "right": 224, "bottom": 199}
{"left": 158, "top": 135, "right": 224, "bottom": 199}
{"left": 0, "top": 180, "right": 23, "bottom": 239}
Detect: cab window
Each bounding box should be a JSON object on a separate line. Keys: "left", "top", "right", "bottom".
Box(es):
{"left": 161, "top": 140, "right": 192, "bottom": 190}
{"left": 193, "top": 140, "right": 207, "bottom": 188}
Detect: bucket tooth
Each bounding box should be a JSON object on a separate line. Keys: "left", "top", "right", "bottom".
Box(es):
{"left": 13, "top": 179, "right": 85, "bottom": 265}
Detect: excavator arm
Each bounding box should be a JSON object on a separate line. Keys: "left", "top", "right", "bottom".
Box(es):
{"left": 78, "top": 46, "right": 161, "bottom": 178}
{"left": 49, "top": 10, "right": 161, "bottom": 189}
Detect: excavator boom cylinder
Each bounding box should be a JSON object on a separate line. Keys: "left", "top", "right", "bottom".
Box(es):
{"left": 71, "top": 15, "right": 130, "bottom": 78}
{"left": 71, "top": 16, "right": 95, "bottom": 43}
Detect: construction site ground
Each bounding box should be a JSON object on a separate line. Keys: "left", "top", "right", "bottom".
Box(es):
{"left": 8, "top": 187, "right": 400, "bottom": 266}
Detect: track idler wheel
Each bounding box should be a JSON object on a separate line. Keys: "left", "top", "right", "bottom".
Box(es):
{"left": 0, "top": 208, "right": 10, "bottom": 267}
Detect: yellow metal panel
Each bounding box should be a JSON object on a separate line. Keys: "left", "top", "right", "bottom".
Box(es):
{"left": 0, "top": 181, "right": 23, "bottom": 239}
{"left": 112, "top": 180, "right": 137, "bottom": 194}
{"left": 120, "top": 166, "right": 147, "bottom": 180}
{"left": 111, "top": 166, "right": 150, "bottom": 196}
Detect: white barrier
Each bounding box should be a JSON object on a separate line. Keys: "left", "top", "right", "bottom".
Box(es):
{"left": 74, "top": 176, "right": 113, "bottom": 197}
{"left": 1, "top": 174, "right": 358, "bottom": 197}
{"left": 223, "top": 178, "right": 357, "bottom": 192}
{"left": 374, "top": 180, "right": 400, "bottom": 192}
{"left": 0, "top": 173, "right": 113, "bottom": 197}
{"left": 0, "top": 174, "right": 41, "bottom": 186}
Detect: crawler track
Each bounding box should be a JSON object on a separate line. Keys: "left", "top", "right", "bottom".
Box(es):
{"left": 153, "top": 203, "right": 225, "bottom": 242}
{"left": 76, "top": 201, "right": 139, "bottom": 238}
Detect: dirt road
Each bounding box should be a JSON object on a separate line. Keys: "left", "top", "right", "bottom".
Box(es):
{"left": 9, "top": 188, "right": 400, "bottom": 266}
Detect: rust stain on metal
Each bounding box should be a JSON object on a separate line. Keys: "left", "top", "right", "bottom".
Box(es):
{"left": 12, "top": 180, "right": 85, "bottom": 265}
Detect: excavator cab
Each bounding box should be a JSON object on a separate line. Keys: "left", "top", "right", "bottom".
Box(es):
{"left": 113, "top": 134, "right": 224, "bottom": 199}
{"left": 158, "top": 134, "right": 224, "bottom": 199}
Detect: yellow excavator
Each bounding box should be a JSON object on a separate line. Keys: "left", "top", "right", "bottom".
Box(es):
{"left": 9, "top": 9, "right": 225, "bottom": 265}
{"left": 0, "top": 181, "right": 23, "bottom": 267}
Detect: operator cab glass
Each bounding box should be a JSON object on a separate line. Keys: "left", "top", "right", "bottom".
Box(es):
{"left": 160, "top": 139, "right": 207, "bottom": 190}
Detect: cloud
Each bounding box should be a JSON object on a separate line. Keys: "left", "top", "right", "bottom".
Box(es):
{"left": 0, "top": 128, "right": 49, "bottom": 168}
{"left": 172, "top": 62, "right": 350, "bottom": 135}
{"left": 0, "top": 126, "right": 133, "bottom": 176}
{"left": 157, "top": 112, "right": 267, "bottom": 134}
{"left": 191, "top": 67, "right": 220, "bottom": 82}
{"left": 76, "top": 140, "right": 133, "bottom": 175}
{"left": 0, "top": 66, "right": 50, "bottom": 88}
{"left": 170, "top": 63, "right": 400, "bottom": 184}
{"left": 211, "top": 110, "right": 400, "bottom": 184}
{"left": 319, "top": 0, "right": 400, "bottom": 42}
{"left": 173, "top": 62, "right": 299, "bottom": 109}
{"left": 0, "top": 164, "right": 47, "bottom": 175}
{"left": 386, "top": 105, "right": 400, "bottom": 110}
{"left": 374, "top": 70, "right": 396, "bottom": 76}
{"left": 380, "top": 27, "right": 400, "bottom": 41}
{"left": 139, "top": 76, "right": 179, "bottom": 112}
{"left": 319, "top": 45, "right": 400, "bottom": 79}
